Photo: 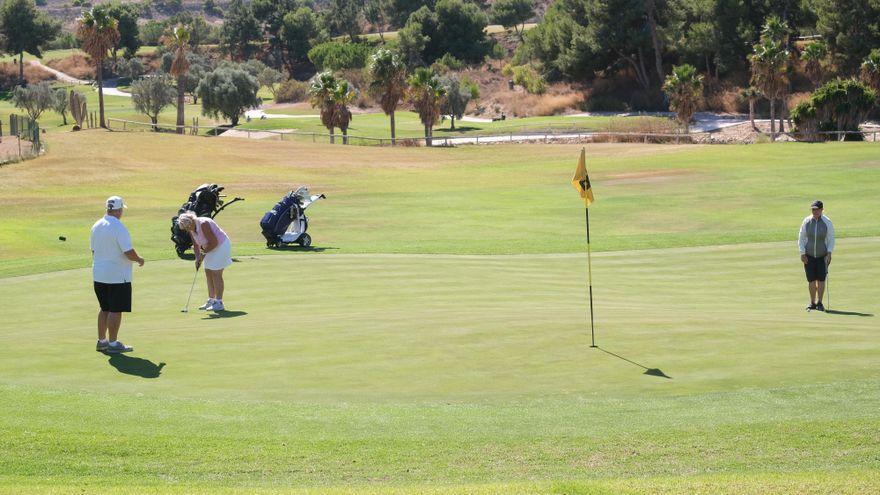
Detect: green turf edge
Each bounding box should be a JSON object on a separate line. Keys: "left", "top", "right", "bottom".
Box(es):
{"left": 1, "top": 471, "right": 878, "bottom": 495}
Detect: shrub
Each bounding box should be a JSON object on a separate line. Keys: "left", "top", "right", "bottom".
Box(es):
{"left": 308, "top": 42, "right": 373, "bottom": 71}
{"left": 274, "top": 79, "right": 309, "bottom": 103}
{"left": 792, "top": 78, "right": 877, "bottom": 141}
{"left": 432, "top": 53, "right": 463, "bottom": 73}
{"left": 503, "top": 63, "right": 545, "bottom": 94}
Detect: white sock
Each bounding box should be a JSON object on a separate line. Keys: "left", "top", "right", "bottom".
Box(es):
{"left": 98, "top": 339, "right": 108, "bottom": 343}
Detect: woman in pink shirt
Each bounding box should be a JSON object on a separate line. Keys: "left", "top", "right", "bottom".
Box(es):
{"left": 177, "top": 211, "right": 232, "bottom": 311}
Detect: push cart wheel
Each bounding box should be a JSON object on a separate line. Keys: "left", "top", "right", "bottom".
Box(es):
{"left": 298, "top": 233, "right": 311, "bottom": 247}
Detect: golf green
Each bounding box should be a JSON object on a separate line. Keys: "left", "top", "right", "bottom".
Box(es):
{"left": 0, "top": 135, "right": 878, "bottom": 493}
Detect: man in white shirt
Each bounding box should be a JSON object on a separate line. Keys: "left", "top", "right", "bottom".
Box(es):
{"left": 90, "top": 196, "right": 144, "bottom": 353}
{"left": 798, "top": 200, "right": 835, "bottom": 311}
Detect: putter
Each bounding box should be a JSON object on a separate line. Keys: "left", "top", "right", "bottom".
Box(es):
{"left": 825, "top": 261, "right": 831, "bottom": 310}
{"left": 181, "top": 263, "right": 200, "bottom": 313}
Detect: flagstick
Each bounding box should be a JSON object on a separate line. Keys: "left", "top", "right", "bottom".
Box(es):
{"left": 586, "top": 207, "right": 596, "bottom": 348}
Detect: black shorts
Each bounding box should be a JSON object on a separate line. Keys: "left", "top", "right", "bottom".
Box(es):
{"left": 804, "top": 255, "right": 828, "bottom": 282}
{"left": 93, "top": 282, "right": 132, "bottom": 312}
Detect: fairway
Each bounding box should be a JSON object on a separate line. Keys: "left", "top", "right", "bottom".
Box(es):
{"left": 0, "top": 133, "right": 878, "bottom": 494}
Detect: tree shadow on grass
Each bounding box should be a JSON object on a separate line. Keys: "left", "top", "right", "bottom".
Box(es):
{"left": 106, "top": 354, "right": 165, "bottom": 378}
{"left": 436, "top": 126, "right": 480, "bottom": 133}
{"left": 203, "top": 310, "right": 248, "bottom": 320}
{"left": 596, "top": 347, "right": 671, "bottom": 379}
{"left": 825, "top": 309, "right": 873, "bottom": 317}
{"left": 266, "top": 245, "right": 338, "bottom": 253}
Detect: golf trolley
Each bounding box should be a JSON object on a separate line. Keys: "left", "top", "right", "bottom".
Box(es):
{"left": 170, "top": 183, "right": 244, "bottom": 258}
{"left": 260, "top": 186, "right": 325, "bottom": 248}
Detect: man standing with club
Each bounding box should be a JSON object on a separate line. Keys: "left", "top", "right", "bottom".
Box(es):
{"left": 91, "top": 196, "right": 144, "bottom": 353}
{"left": 798, "top": 200, "right": 834, "bottom": 312}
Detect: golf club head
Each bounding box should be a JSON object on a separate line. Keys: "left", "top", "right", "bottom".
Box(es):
{"left": 181, "top": 308, "right": 188, "bottom": 313}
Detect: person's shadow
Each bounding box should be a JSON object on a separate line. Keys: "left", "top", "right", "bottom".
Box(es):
{"left": 203, "top": 310, "right": 248, "bottom": 319}
{"left": 106, "top": 354, "right": 166, "bottom": 378}
{"left": 825, "top": 309, "right": 873, "bottom": 317}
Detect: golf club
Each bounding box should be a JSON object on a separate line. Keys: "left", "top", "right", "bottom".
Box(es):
{"left": 181, "top": 263, "right": 200, "bottom": 313}
{"left": 826, "top": 260, "right": 831, "bottom": 310}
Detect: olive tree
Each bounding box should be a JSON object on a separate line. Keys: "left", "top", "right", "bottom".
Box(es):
{"left": 197, "top": 65, "right": 261, "bottom": 126}
{"left": 131, "top": 75, "right": 177, "bottom": 131}
{"left": 11, "top": 81, "right": 55, "bottom": 120}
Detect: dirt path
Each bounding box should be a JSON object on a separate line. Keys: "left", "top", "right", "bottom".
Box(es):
{"left": 29, "top": 60, "right": 90, "bottom": 85}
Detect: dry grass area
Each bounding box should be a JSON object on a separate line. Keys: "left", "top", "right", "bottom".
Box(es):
{"left": 46, "top": 54, "right": 95, "bottom": 80}
{"left": 0, "top": 62, "right": 55, "bottom": 88}
{"left": 466, "top": 63, "right": 585, "bottom": 118}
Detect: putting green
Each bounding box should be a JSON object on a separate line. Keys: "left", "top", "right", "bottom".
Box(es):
{"left": 1, "top": 239, "right": 877, "bottom": 492}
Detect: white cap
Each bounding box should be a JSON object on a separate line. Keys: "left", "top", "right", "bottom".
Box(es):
{"left": 106, "top": 196, "right": 127, "bottom": 210}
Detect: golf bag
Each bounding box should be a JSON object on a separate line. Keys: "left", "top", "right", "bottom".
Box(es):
{"left": 170, "top": 183, "right": 244, "bottom": 258}
{"left": 260, "top": 186, "right": 325, "bottom": 248}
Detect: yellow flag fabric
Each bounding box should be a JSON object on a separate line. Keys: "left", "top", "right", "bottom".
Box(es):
{"left": 571, "top": 147, "right": 594, "bottom": 207}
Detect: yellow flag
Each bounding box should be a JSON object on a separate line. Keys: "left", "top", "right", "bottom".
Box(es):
{"left": 571, "top": 147, "right": 594, "bottom": 207}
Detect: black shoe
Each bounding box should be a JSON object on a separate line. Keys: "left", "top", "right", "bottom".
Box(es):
{"left": 815, "top": 303, "right": 825, "bottom": 312}
{"left": 806, "top": 303, "right": 817, "bottom": 311}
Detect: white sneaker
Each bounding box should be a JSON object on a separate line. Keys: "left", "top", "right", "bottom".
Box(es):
{"left": 198, "top": 299, "right": 214, "bottom": 310}
{"left": 106, "top": 341, "right": 133, "bottom": 354}
{"left": 211, "top": 301, "right": 225, "bottom": 312}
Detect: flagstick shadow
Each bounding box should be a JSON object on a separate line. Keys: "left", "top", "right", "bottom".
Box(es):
{"left": 596, "top": 347, "right": 671, "bottom": 379}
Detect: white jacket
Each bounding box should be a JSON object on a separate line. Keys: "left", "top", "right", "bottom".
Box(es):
{"left": 798, "top": 214, "right": 834, "bottom": 257}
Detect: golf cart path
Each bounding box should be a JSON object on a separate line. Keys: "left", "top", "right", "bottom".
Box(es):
{"left": 30, "top": 60, "right": 132, "bottom": 97}
{"left": 30, "top": 60, "right": 89, "bottom": 85}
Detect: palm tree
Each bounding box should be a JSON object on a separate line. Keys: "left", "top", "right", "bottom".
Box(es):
{"left": 405, "top": 67, "right": 446, "bottom": 146}
{"left": 760, "top": 15, "right": 788, "bottom": 44}
{"left": 76, "top": 7, "right": 120, "bottom": 128}
{"left": 368, "top": 49, "right": 407, "bottom": 145}
{"left": 749, "top": 39, "right": 789, "bottom": 138}
{"left": 331, "top": 79, "right": 357, "bottom": 144}
{"left": 861, "top": 49, "right": 880, "bottom": 96}
{"left": 163, "top": 24, "right": 190, "bottom": 134}
{"left": 739, "top": 87, "right": 761, "bottom": 131}
{"left": 662, "top": 64, "right": 703, "bottom": 134}
{"left": 308, "top": 71, "right": 339, "bottom": 143}
{"left": 800, "top": 41, "right": 828, "bottom": 88}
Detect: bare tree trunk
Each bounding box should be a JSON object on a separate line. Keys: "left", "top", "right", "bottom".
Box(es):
{"left": 329, "top": 128, "right": 335, "bottom": 144}
{"left": 342, "top": 127, "right": 348, "bottom": 144}
{"left": 450, "top": 114, "right": 456, "bottom": 130}
{"left": 97, "top": 62, "right": 106, "bottom": 128}
{"left": 778, "top": 97, "right": 785, "bottom": 133}
{"left": 18, "top": 52, "right": 24, "bottom": 86}
{"left": 769, "top": 98, "right": 776, "bottom": 139}
{"left": 644, "top": 0, "right": 664, "bottom": 83}
{"left": 424, "top": 124, "right": 432, "bottom": 146}
{"left": 151, "top": 115, "right": 159, "bottom": 132}
{"left": 749, "top": 99, "right": 755, "bottom": 130}
{"left": 637, "top": 48, "right": 651, "bottom": 89}
{"left": 390, "top": 111, "right": 396, "bottom": 146}
{"left": 176, "top": 74, "right": 186, "bottom": 134}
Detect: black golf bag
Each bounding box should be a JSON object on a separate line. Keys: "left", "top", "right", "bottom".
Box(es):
{"left": 171, "top": 183, "right": 244, "bottom": 258}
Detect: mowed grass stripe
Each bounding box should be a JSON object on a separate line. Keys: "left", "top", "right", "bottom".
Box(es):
{"left": 0, "top": 238, "right": 876, "bottom": 400}
{"left": 1, "top": 133, "right": 879, "bottom": 276}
